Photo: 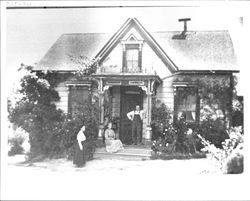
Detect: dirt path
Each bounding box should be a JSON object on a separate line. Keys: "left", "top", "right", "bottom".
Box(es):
{"left": 2, "top": 155, "right": 245, "bottom": 200}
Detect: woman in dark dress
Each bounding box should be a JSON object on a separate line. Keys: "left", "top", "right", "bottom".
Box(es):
{"left": 73, "top": 125, "right": 86, "bottom": 167}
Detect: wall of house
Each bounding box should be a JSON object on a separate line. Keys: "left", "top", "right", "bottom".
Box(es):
{"left": 100, "top": 41, "right": 172, "bottom": 78}
{"left": 142, "top": 43, "right": 171, "bottom": 78}
{"left": 155, "top": 76, "right": 175, "bottom": 110}
{"left": 54, "top": 81, "right": 69, "bottom": 113}
{"left": 155, "top": 73, "right": 232, "bottom": 122}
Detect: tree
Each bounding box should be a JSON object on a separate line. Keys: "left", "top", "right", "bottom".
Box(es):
{"left": 8, "top": 57, "right": 99, "bottom": 158}
{"left": 8, "top": 65, "right": 65, "bottom": 156}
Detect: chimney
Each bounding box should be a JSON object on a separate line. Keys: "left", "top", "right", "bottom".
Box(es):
{"left": 178, "top": 18, "right": 191, "bottom": 33}
{"left": 172, "top": 18, "right": 191, "bottom": 40}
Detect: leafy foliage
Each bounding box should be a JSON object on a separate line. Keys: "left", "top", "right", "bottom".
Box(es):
{"left": 196, "top": 76, "right": 235, "bottom": 148}
{"left": 8, "top": 66, "right": 64, "bottom": 157}
{"left": 8, "top": 136, "right": 25, "bottom": 156}
{"left": 8, "top": 65, "right": 98, "bottom": 159}
{"left": 151, "top": 99, "right": 172, "bottom": 140}
{"left": 198, "top": 126, "right": 243, "bottom": 174}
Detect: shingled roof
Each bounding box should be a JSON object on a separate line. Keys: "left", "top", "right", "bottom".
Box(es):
{"left": 35, "top": 30, "right": 237, "bottom": 72}
{"left": 35, "top": 33, "right": 112, "bottom": 71}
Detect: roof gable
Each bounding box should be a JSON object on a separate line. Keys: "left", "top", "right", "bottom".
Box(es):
{"left": 95, "top": 18, "right": 178, "bottom": 73}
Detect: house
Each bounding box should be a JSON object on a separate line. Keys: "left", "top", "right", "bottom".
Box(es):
{"left": 35, "top": 18, "right": 238, "bottom": 146}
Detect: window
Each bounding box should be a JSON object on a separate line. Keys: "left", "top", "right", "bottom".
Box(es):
{"left": 126, "top": 49, "right": 139, "bottom": 71}
{"left": 175, "top": 87, "right": 199, "bottom": 122}
{"left": 122, "top": 43, "right": 142, "bottom": 73}
{"left": 68, "top": 86, "right": 90, "bottom": 116}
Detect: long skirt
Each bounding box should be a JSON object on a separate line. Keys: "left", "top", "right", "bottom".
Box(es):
{"left": 105, "top": 139, "right": 124, "bottom": 153}
{"left": 73, "top": 141, "right": 85, "bottom": 167}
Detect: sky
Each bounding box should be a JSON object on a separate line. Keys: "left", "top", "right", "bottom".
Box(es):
{"left": 3, "top": 2, "right": 250, "bottom": 94}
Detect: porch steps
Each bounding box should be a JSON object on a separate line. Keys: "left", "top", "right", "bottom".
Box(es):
{"left": 94, "top": 146, "right": 152, "bottom": 161}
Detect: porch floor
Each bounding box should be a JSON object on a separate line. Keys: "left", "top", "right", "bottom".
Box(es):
{"left": 94, "top": 145, "right": 152, "bottom": 161}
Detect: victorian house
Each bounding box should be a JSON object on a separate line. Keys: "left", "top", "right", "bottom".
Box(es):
{"left": 35, "top": 18, "right": 238, "bottom": 145}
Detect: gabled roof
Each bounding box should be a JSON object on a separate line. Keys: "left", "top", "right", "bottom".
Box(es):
{"left": 154, "top": 30, "right": 237, "bottom": 71}
{"left": 95, "top": 18, "right": 178, "bottom": 73}
{"left": 35, "top": 18, "right": 237, "bottom": 72}
{"left": 35, "top": 33, "right": 112, "bottom": 71}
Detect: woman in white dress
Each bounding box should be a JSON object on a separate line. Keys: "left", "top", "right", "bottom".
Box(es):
{"left": 73, "top": 125, "right": 86, "bottom": 167}
{"left": 105, "top": 122, "right": 124, "bottom": 153}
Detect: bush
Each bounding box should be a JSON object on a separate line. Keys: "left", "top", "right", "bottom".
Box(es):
{"left": 224, "top": 149, "right": 243, "bottom": 174}
{"left": 195, "top": 119, "right": 229, "bottom": 149}
{"left": 151, "top": 100, "right": 172, "bottom": 140}
{"left": 151, "top": 123, "right": 177, "bottom": 154}
{"left": 198, "top": 126, "right": 243, "bottom": 174}
{"left": 8, "top": 65, "right": 98, "bottom": 159}
{"left": 8, "top": 136, "right": 24, "bottom": 156}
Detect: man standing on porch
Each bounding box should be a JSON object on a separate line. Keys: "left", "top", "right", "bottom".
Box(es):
{"left": 127, "top": 105, "right": 145, "bottom": 145}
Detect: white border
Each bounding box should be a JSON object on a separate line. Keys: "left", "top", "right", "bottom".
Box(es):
{"left": 1, "top": 1, "right": 250, "bottom": 200}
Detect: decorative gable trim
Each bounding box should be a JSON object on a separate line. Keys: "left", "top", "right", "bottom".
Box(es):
{"left": 121, "top": 33, "right": 144, "bottom": 46}
{"left": 95, "top": 18, "right": 178, "bottom": 73}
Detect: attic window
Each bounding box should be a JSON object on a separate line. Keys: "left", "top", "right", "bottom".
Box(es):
{"left": 126, "top": 48, "right": 139, "bottom": 71}
{"left": 121, "top": 34, "right": 143, "bottom": 73}
{"left": 122, "top": 44, "right": 142, "bottom": 73}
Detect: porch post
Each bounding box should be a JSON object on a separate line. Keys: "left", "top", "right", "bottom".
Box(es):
{"left": 97, "top": 79, "right": 105, "bottom": 142}
{"left": 145, "top": 80, "right": 153, "bottom": 145}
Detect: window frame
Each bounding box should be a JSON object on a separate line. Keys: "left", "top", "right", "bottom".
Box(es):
{"left": 121, "top": 37, "right": 143, "bottom": 73}
{"left": 125, "top": 46, "right": 140, "bottom": 72}
{"left": 67, "top": 84, "right": 91, "bottom": 117}
{"left": 173, "top": 84, "right": 200, "bottom": 124}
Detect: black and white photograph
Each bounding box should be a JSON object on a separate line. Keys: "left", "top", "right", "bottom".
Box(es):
{"left": 1, "top": 1, "right": 249, "bottom": 200}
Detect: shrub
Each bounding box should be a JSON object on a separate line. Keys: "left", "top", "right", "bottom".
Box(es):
{"left": 151, "top": 100, "right": 172, "bottom": 140}
{"left": 195, "top": 118, "right": 229, "bottom": 149}
{"left": 198, "top": 126, "right": 243, "bottom": 174}
{"left": 8, "top": 136, "right": 24, "bottom": 156}
{"left": 8, "top": 65, "right": 98, "bottom": 159}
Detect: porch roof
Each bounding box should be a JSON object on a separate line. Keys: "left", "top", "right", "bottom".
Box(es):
{"left": 93, "top": 73, "right": 162, "bottom": 85}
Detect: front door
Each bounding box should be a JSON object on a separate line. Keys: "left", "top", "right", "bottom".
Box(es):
{"left": 120, "top": 86, "right": 143, "bottom": 145}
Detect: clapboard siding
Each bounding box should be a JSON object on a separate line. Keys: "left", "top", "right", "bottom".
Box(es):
{"left": 155, "top": 77, "right": 174, "bottom": 110}
{"left": 54, "top": 81, "right": 68, "bottom": 113}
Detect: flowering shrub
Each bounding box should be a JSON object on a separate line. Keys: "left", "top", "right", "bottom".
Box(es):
{"left": 151, "top": 123, "right": 177, "bottom": 154}
{"left": 151, "top": 100, "right": 172, "bottom": 140}
{"left": 198, "top": 126, "right": 243, "bottom": 174}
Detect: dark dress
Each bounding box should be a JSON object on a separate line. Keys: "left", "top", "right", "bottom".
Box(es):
{"left": 73, "top": 141, "right": 85, "bottom": 167}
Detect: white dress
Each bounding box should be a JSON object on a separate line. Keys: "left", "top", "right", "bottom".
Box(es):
{"left": 105, "top": 129, "right": 124, "bottom": 153}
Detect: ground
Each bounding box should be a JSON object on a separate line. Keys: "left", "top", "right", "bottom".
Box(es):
{"left": 1, "top": 155, "right": 247, "bottom": 200}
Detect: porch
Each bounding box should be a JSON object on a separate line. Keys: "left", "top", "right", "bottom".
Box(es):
{"left": 93, "top": 74, "right": 161, "bottom": 145}
{"left": 94, "top": 145, "right": 152, "bottom": 160}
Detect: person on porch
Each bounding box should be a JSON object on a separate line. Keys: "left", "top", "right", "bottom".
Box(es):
{"left": 105, "top": 122, "right": 124, "bottom": 153}
{"left": 127, "top": 105, "right": 145, "bottom": 145}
